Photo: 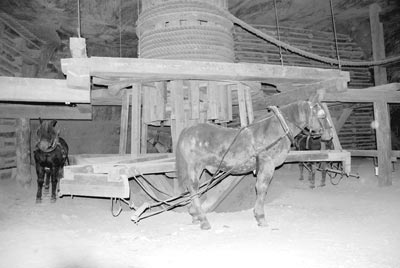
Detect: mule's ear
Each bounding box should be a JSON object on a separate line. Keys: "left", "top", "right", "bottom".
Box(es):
{"left": 308, "top": 93, "right": 318, "bottom": 103}
{"left": 51, "top": 120, "right": 57, "bottom": 127}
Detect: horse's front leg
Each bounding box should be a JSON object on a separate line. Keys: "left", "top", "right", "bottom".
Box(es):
{"left": 35, "top": 165, "right": 45, "bottom": 203}
{"left": 309, "top": 163, "right": 316, "bottom": 189}
{"left": 50, "top": 167, "right": 59, "bottom": 202}
{"left": 254, "top": 155, "right": 275, "bottom": 227}
{"left": 187, "top": 168, "right": 211, "bottom": 230}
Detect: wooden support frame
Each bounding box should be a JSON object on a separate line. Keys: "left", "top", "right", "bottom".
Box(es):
{"left": 61, "top": 57, "right": 350, "bottom": 85}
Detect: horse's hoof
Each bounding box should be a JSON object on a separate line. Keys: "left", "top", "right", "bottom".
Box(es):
{"left": 200, "top": 221, "right": 211, "bottom": 230}
{"left": 257, "top": 221, "right": 269, "bottom": 228}
{"left": 309, "top": 185, "right": 315, "bottom": 189}
{"left": 50, "top": 197, "right": 56, "bottom": 203}
{"left": 192, "top": 218, "right": 201, "bottom": 225}
{"left": 36, "top": 198, "right": 42, "bottom": 204}
{"left": 319, "top": 183, "right": 326, "bottom": 187}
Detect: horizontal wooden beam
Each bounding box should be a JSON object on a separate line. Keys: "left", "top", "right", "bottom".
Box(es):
{"left": 0, "top": 76, "right": 90, "bottom": 103}
{"left": 0, "top": 103, "right": 92, "bottom": 119}
{"left": 349, "top": 149, "right": 400, "bottom": 159}
{"left": 61, "top": 57, "right": 350, "bottom": 85}
{"left": 324, "top": 86, "right": 400, "bottom": 103}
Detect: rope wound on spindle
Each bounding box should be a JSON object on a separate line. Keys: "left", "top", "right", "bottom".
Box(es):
{"left": 136, "top": 0, "right": 234, "bottom": 62}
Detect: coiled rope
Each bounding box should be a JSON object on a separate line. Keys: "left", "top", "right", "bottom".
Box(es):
{"left": 209, "top": 3, "right": 400, "bottom": 67}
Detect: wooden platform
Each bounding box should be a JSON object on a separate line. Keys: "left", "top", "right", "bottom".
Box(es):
{"left": 59, "top": 150, "right": 351, "bottom": 199}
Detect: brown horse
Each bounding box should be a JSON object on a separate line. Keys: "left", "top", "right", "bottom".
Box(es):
{"left": 176, "top": 99, "right": 332, "bottom": 230}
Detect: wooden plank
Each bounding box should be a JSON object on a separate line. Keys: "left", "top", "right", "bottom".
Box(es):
{"left": 237, "top": 83, "right": 248, "bottom": 127}
{"left": 131, "top": 84, "right": 141, "bottom": 155}
{"left": 15, "top": 118, "right": 30, "bottom": 186}
{"left": 244, "top": 85, "right": 254, "bottom": 124}
{"left": 0, "top": 103, "right": 92, "bottom": 119}
{"left": 170, "top": 80, "right": 186, "bottom": 152}
{"left": 374, "top": 100, "right": 392, "bottom": 186}
{"left": 190, "top": 80, "right": 200, "bottom": 120}
{"left": 61, "top": 57, "right": 350, "bottom": 85}
{"left": 119, "top": 90, "right": 130, "bottom": 154}
{"left": 207, "top": 81, "right": 219, "bottom": 120}
{"left": 324, "top": 88, "right": 400, "bottom": 103}
{"left": 321, "top": 103, "right": 342, "bottom": 150}
{"left": 369, "top": 4, "right": 387, "bottom": 85}
{"left": 0, "top": 76, "right": 90, "bottom": 103}
{"left": 59, "top": 173, "right": 129, "bottom": 198}
{"left": 349, "top": 150, "right": 399, "bottom": 159}
{"left": 334, "top": 108, "right": 353, "bottom": 131}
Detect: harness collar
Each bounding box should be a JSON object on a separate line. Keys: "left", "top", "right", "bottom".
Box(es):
{"left": 36, "top": 135, "right": 60, "bottom": 153}
{"left": 267, "top": 106, "right": 295, "bottom": 144}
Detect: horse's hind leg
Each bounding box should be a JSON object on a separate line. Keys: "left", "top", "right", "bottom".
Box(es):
{"left": 187, "top": 169, "right": 211, "bottom": 230}
{"left": 254, "top": 156, "right": 274, "bottom": 227}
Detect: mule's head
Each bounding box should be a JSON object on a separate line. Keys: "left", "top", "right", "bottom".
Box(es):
{"left": 300, "top": 94, "right": 333, "bottom": 142}
{"left": 36, "top": 119, "right": 60, "bottom": 152}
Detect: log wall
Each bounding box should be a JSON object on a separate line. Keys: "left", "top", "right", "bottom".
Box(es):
{"left": 0, "top": 119, "right": 17, "bottom": 180}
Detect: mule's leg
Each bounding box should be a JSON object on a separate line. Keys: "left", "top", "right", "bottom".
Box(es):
{"left": 44, "top": 168, "right": 50, "bottom": 194}
{"left": 254, "top": 156, "right": 274, "bottom": 227}
{"left": 50, "top": 167, "right": 59, "bottom": 202}
{"left": 309, "top": 163, "right": 316, "bottom": 189}
{"left": 299, "top": 162, "right": 304, "bottom": 181}
{"left": 187, "top": 169, "right": 211, "bottom": 230}
{"left": 35, "top": 165, "right": 45, "bottom": 203}
{"left": 320, "top": 162, "right": 327, "bottom": 187}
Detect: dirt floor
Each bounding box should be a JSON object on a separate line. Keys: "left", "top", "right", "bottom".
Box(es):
{"left": 0, "top": 157, "right": 399, "bottom": 268}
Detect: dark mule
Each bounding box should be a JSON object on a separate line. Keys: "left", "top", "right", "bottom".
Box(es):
{"left": 34, "top": 119, "right": 69, "bottom": 203}
{"left": 294, "top": 128, "right": 333, "bottom": 188}
{"left": 176, "top": 99, "right": 333, "bottom": 230}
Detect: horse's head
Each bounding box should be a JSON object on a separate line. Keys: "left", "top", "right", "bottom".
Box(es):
{"left": 36, "top": 119, "right": 60, "bottom": 153}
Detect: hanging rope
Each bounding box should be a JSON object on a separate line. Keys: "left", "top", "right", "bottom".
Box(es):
{"left": 77, "top": 0, "right": 81, "bottom": 37}
{"left": 273, "top": 0, "right": 284, "bottom": 66}
{"left": 329, "top": 0, "right": 341, "bottom": 70}
{"left": 119, "top": 0, "right": 122, "bottom": 57}
{"left": 204, "top": 3, "right": 400, "bottom": 67}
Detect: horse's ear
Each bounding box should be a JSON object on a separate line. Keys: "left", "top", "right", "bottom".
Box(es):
{"left": 51, "top": 120, "right": 57, "bottom": 127}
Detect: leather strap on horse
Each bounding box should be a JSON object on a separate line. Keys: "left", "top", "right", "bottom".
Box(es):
{"left": 268, "top": 106, "right": 295, "bottom": 144}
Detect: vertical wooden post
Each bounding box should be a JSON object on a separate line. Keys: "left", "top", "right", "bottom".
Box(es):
{"left": 369, "top": 4, "right": 387, "bottom": 85}
{"left": 237, "top": 83, "right": 248, "bottom": 127}
{"left": 131, "top": 84, "right": 141, "bottom": 156}
{"left": 170, "top": 80, "right": 185, "bottom": 152}
{"left": 119, "top": 90, "right": 130, "bottom": 154}
{"left": 15, "top": 118, "right": 31, "bottom": 188}
{"left": 374, "top": 101, "right": 392, "bottom": 186}
{"left": 370, "top": 4, "right": 391, "bottom": 185}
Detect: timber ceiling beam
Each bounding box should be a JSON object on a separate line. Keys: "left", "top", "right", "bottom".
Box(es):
{"left": 0, "top": 76, "right": 90, "bottom": 103}
{"left": 61, "top": 57, "right": 350, "bottom": 85}
{"left": 0, "top": 103, "right": 92, "bottom": 119}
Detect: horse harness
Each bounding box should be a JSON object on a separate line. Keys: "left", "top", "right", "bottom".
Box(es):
{"left": 35, "top": 135, "right": 67, "bottom": 159}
